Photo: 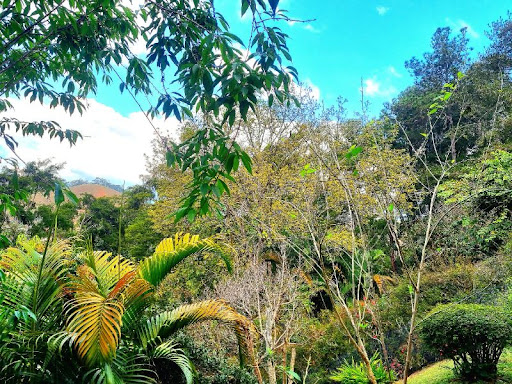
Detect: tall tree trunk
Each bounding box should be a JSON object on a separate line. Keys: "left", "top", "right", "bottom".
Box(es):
{"left": 267, "top": 359, "right": 277, "bottom": 384}
{"left": 288, "top": 347, "right": 297, "bottom": 384}
{"left": 282, "top": 344, "right": 288, "bottom": 384}
{"left": 450, "top": 133, "right": 456, "bottom": 162}
{"left": 403, "top": 182, "right": 441, "bottom": 383}
{"left": 388, "top": 230, "right": 397, "bottom": 273}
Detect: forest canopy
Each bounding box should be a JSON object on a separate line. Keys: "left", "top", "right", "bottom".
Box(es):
{"left": 1, "top": 3, "right": 512, "bottom": 384}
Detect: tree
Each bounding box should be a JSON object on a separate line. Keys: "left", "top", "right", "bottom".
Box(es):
{"left": 485, "top": 11, "right": 512, "bottom": 70}
{"left": 79, "top": 195, "right": 121, "bottom": 253}
{"left": 0, "top": 160, "right": 64, "bottom": 245}
{"left": 0, "top": 233, "right": 258, "bottom": 383}
{"left": 1, "top": 0, "right": 300, "bottom": 219}
{"left": 405, "top": 27, "right": 470, "bottom": 90}
{"left": 215, "top": 253, "right": 307, "bottom": 384}
{"left": 390, "top": 27, "right": 472, "bottom": 162}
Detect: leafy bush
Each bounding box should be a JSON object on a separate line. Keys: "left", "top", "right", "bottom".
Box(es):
{"left": 419, "top": 304, "right": 512, "bottom": 381}
{"left": 329, "top": 353, "right": 396, "bottom": 384}
{"left": 173, "top": 333, "right": 259, "bottom": 384}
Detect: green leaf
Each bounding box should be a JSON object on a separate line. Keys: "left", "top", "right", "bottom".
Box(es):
{"left": 287, "top": 370, "right": 301, "bottom": 382}
{"left": 54, "top": 183, "right": 64, "bottom": 206}
{"left": 241, "top": 0, "right": 250, "bottom": 17}
{"left": 345, "top": 145, "right": 362, "bottom": 159}
{"left": 240, "top": 151, "right": 252, "bottom": 174}
{"left": 187, "top": 209, "right": 196, "bottom": 223}
{"left": 63, "top": 188, "right": 79, "bottom": 206}
{"left": 268, "top": 0, "right": 279, "bottom": 15}
{"left": 387, "top": 203, "right": 394, "bottom": 212}
{"left": 166, "top": 150, "right": 176, "bottom": 166}
{"left": 203, "top": 71, "right": 213, "bottom": 95}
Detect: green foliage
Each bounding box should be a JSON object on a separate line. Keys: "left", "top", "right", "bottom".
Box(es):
{"left": 1, "top": 0, "right": 299, "bottom": 220}
{"left": 419, "top": 304, "right": 512, "bottom": 381}
{"left": 124, "top": 210, "right": 161, "bottom": 260}
{"left": 30, "top": 202, "right": 77, "bottom": 238}
{"left": 330, "top": 353, "right": 396, "bottom": 384}
{"left": 174, "top": 333, "right": 259, "bottom": 384}
{"left": 0, "top": 234, "right": 250, "bottom": 383}
{"left": 405, "top": 27, "right": 470, "bottom": 90}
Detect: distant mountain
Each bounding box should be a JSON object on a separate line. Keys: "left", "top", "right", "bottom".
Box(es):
{"left": 67, "top": 178, "right": 124, "bottom": 193}
{"left": 33, "top": 183, "right": 121, "bottom": 205}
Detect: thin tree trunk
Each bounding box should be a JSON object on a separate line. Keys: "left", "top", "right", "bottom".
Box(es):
{"left": 282, "top": 344, "right": 288, "bottom": 384}
{"left": 267, "top": 359, "right": 277, "bottom": 384}
{"left": 450, "top": 133, "right": 456, "bottom": 162}
{"left": 288, "top": 348, "right": 297, "bottom": 384}
{"left": 403, "top": 182, "right": 441, "bottom": 383}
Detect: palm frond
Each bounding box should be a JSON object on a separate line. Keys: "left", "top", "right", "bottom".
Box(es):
{"left": 84, "top": 350, "right": 156, "bottom": 384}
{"left": 151, "top": 340, "right": 194, "bottom": 384}
{"left": 0, "top": 238, "right": 70, "bottom": 330}
{"left": 138, "top": 233, "right": 211, "bottom": 287}
{"left": 138, "top": 299, "right": 258, "bottom": 367}
{"left": 78, "top": 250, "right": 136, "bottom": 297}
{"left": 121, "top": 278, "right": 153, "bottom": 332}
{"left": 138, "top": 233, "right": 232, "bottom": 287}
{"left": 65, "top": 266, "right": 125, "bottom": 365}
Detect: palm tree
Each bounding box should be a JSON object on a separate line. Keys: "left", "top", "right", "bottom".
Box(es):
{"left": 0, "top": 233, "right": 260, "bottom": 383}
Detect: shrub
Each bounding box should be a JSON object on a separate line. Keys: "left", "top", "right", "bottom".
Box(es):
{"left": 419, "top": 304, "right": 512, "bottom": 381}
{"left": 329, "top": 353, "right": 396, "bottom": 384}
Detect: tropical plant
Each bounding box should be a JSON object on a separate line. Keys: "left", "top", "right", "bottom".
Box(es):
{"left": 0, "top": 233, "right": 258, "bottom": 383}
{"left": 329, "top": 353, "right": 396, "bottom": 384}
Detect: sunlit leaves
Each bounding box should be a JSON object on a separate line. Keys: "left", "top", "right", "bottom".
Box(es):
{"left": 138, "top": 233, "right": 219, "bottom": 286}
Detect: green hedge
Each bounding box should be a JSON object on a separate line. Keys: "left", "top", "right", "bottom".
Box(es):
{"left": 419, "top": 304, "right": 512, "bottom": 381}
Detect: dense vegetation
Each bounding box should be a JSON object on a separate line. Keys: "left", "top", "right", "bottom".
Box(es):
{"left": 2, "top": 1, "right": 512, "bottom": 383}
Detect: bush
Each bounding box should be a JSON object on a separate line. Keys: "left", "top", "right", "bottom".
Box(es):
{"left": 329, "top": 353, "right": 396, "bottom": 384}
{"left": 419, "top": 304, "right": 512, "bottom": 381}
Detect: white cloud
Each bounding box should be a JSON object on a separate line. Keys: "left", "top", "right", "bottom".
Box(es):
{"left": 445, "top": 18, "right": 480, "bottom": 39}
{"left": 287, "top": 21, "right": 322, "bottom": 33}
{"left": 129, "top": 37, "right": 149, "bottom": 56}
{"left": 304, "top": 24, "right": 321, "bottom": 33}
{"left": 388, "top": 66, "right": 402, "bottom": 78}
{"left": 376, "top": 6, "right": 390, "bottom": 15}
{"left": 361, "top": 77, "right": 396, "bottom": 98}
{"left": 303, "top": 78, "right": 321, "bottom": 100}
{"left": 0, "top": 98, "right": 180, "bottom": 185}
{"left": 364, "top": 78, "right": 380, "bottom": 96}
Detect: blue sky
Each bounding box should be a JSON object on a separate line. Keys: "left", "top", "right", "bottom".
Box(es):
{"left": 3, "top": 0, "right": 511, "bottom": 185}
{"left": 93, "top": 0, "right": 511, "bottom": 118}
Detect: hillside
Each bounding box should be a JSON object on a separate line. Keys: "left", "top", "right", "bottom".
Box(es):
{"left": 33, "top": 183, "right": 121, "bottom": 205}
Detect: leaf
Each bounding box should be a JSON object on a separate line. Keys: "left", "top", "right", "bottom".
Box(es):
{"left": 420, "top": 132, "right": 428, "bottom": 138}
{"left": 54, "top": 183, "right": 64, "bottom": 206}
{"left": 345, "top": 145, "right": 362, "bottom": 160}
{"left": 268, "top": 0, "right": 279, "bottom": 15}
{"left": 387, "top": 203, "right": 394, "bottom": 212}
{"left": 240, "top": 151, "right": 252, "bottom": 174}
{"left": 287, "top": 370, "right": 301, "bottom": 382}
{"left": 63, "top": 188, "right": 79, "bottom": 206}
{"left": 166, "top": 150, "right": 176, "bottom": 167}
{"left": 241, "top": 0, "right": 250, "bottom": 17}
{"left": 138, "top": 234, "right": 212, "bottom": 287}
